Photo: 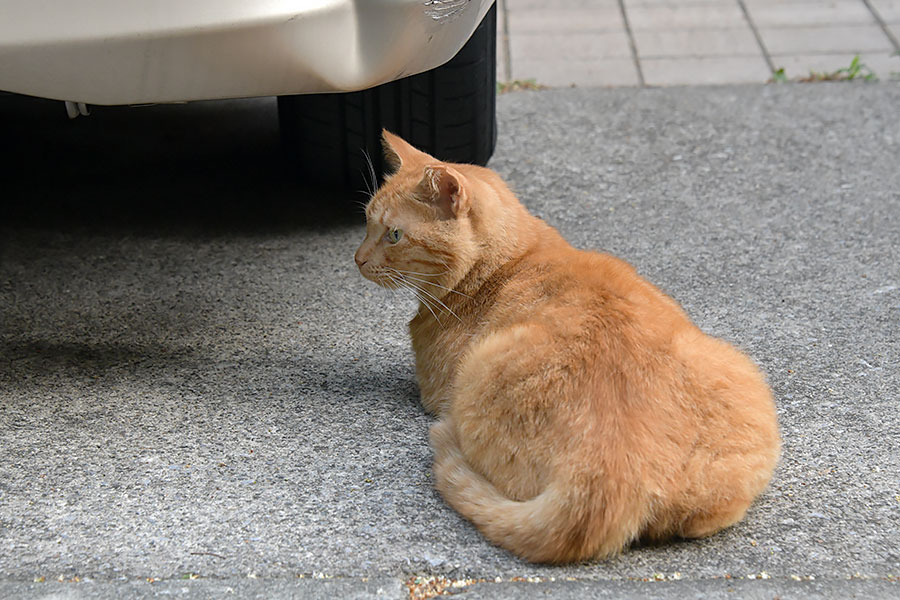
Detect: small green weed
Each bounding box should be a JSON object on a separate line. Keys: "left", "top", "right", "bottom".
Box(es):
{"left": 770, "top": 68, "right": 789, "bottom": 83}
{"left": 497, "top": 79, "right": 547, "bottom": 94}
{"left": 769, "top": 55, "right": 878, "bottom": 83}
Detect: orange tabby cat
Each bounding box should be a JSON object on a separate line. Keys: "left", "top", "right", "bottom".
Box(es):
{"left": 355, "top": 131, "right": 780, "bottom": 564}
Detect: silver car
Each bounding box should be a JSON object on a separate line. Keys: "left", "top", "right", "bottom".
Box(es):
{"left": 0, "top": 0, "right": 497, "bottom": 185}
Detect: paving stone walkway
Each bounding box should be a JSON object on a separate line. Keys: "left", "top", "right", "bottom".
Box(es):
{"left": 497, "top": 0, "right": 900, "bottom": 86}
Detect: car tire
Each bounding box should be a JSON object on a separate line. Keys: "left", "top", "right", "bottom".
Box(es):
{"left": 277, "top": 3, "right": 497, "bottom": 190}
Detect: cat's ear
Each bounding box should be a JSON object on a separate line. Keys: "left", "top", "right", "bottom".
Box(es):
{"left": 381, "top": 129, "right": 428, "bottom": 173}
{"left": 420, "top": 164, "right": 470, "bottom": 219}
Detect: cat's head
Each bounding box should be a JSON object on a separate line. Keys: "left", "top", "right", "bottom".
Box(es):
{"left": 354, "top": 131, "right": 483, "bottom": 295}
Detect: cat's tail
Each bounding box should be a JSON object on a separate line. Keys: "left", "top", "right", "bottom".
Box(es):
{"left": 430, "top": 421, "right": 640, "bottom": 564}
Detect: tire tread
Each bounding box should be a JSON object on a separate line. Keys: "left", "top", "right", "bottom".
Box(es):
{"left": 278, "top": 3, "right": 497, "bottom": 189}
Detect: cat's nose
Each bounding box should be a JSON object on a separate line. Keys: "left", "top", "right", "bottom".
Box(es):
{"left": 354, "top": 252, "right": 367, "bottom": 268}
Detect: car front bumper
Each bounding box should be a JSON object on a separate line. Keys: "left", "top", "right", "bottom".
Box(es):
{"left": 0, "top": 0, "right": 492, "bottom": 105}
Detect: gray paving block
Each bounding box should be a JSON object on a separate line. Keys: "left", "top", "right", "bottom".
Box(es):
{"left": 633, "top": 28, "right": 761, "bottom": 58}
{"left": 743, "top": 0, "right": 876, "bottom": 27}
{"left": 641, "top": 55, "right": 771, "bottom": 84}
{"left": 626, "top": 0, "right": 738, "bottom": 4}
{"left": 510, "top": 58, "right": 641, "bottom": 87}
{"left": 510, "top": 31, "right": 633, "bottom": 61}
{"left": 507, "top": 7, "right": 624, "bottom": 32}
{"left": 625, "top": 4, "right": 747, "bottom": 30}
{"left": 506, "top": 0, "right": 619, "bottom": 9}
{"left": 887, "top": 24, "right": 900, "bottom": 49}
{"left": 759, "top": 25, "right": 894, "bottom": 55}
{"left": 870, "top": 0, "right": 900, "bottom": 22}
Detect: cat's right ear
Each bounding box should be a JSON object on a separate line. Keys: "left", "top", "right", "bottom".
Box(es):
{"left": 381, "top": 130, "right": 427, "bottom": 173}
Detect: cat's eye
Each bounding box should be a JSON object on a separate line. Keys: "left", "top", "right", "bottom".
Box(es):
{"left": 386, "top": 228, "right": 403, "bottom": 244}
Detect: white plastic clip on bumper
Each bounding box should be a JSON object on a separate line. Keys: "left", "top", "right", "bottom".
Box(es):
{"left": 64, "top": 101, "right": 90, "bottom": 119}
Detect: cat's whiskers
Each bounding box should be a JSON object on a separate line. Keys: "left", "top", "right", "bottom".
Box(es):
{"left": 386, "top": 272, "right": 444, "bottom": 326}
{"left": 386, "top": 271, "right": 455, "bottom": 326}
{"left": 353, "top": 198, "right": 371, "bottom": 215}
{"left": 398, "top": 277, "right": 463, "bottom": 324}
{"left": 361, "top": 148, "right": 379, "bottom": 197}
{"left": 384, "top": 267, "right": 465, "bottom": 323}
{"left": 384, "top": 272, "right": 442, "bottom": 326}
{"left": 416, "top": 292, "right": 445, "bottom": 327}
{"left": 388, "top": 269, "right": 472, "bottom": 300}
{"left": 390, "top": 268, "right": 449, "bottom": 278}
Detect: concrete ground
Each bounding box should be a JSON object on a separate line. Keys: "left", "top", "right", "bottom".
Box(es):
{"left": 1, "top": 82, "right": 899, "bottom": 597}
{"left": 499, "top": 0, "right": 900, "bottom": 86}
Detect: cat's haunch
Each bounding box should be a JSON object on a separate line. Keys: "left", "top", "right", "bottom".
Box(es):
{"left": 355, "top": 130, "right": 780, "bottom": 564}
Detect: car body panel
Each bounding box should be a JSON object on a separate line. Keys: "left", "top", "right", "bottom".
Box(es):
{"left": 0, "top": 0, "right": 492, "bottom": 105}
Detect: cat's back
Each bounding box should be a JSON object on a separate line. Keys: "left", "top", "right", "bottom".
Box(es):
{"left": 497, "top": 240, "right": 774, "bottom": 417}
{"left": 497, "top": 238, "right": 695, "bottom": 345}
{"left": 534, "top": 243, "right": 778, "bottom": 448}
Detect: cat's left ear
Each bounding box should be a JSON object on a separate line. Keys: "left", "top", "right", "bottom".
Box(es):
{"left": 421, "top": 164, "right": 470, "bottom": 219}
{"left": 382, "top": 129, "right": 431, "bottom": 173}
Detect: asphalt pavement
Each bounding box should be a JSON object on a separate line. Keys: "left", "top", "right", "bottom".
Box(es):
{"left": 1, "top": 83, "right": 899, "bottom": 599}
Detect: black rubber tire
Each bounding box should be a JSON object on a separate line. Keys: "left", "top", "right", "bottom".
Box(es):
{"left": 278, "top": 3, "right": 497, "bottom": 190}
